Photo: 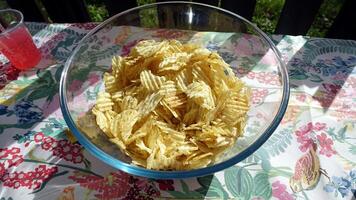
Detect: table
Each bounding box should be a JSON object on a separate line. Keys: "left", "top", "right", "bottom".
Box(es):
{"left": 0, "top": 23, "right": 355, "bottom": 200}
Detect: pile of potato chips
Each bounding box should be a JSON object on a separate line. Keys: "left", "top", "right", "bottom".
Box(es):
{"left": 92, "top": 40, "right": 250, "bottom": 170}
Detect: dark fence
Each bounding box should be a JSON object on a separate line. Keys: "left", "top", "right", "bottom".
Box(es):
{"left": 5, "top": 0, "right": 356, "bottom": 40}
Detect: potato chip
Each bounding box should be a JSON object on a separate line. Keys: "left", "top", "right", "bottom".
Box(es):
{"left": 104, "top": 110, "right": 117, "bottom": 123}
{"left": 186, "top": 81, "right": 215, "bottom": 110}
{"left": 94, "top": 92, "right": 114, "bottom": 112}
{"left": 120, "top": 95, "right": 138, "bottom": 110}
{"left": 112, "top": 90, "right": 124, "bottom": 100}
{"left": 93, "top": 110, "right": 112, "bottom": 138}
{"left": 110, "top": 137, "right": 126, "bottom": 150}
{"left": 146, "top": 147, "right": 158, "bottom": 169}
{"left": 185, "top": 152, "right": 214, "bottom": 169}
{"left": 112, "top": 56, "right": 124, "bottom": 77}
{"left": 140, "top": 70, "right": 166, "bottom": 92}
{"left": 156, "top": 40, "right": 183, "bottom": 56}
{"left": 110, "top": 109, "right": 139, "bottom": 142}
{"left": 103, "top": 72, "right": 118, "bottom": 93}
{"left": 191, "top": 63, "right": 213, "bottom": 87}
{"left": 187, "top": 157, "right": 212, "bottom": 169}
{"left": 123, "top": 60, "right": 144, "bottom": 82}
{"left": 175, "top": 143, "right": 198, "bottom": 156}
{"left": 155, "top": 122, "right": 186, "bottom": 142}
{"left": 138, "top": 92, "right": 163, "bottom": 117}
{"left": 89, "top": 39, "right": 251, "bottom": 170}
{"left": 124, "top": 85, "right": 145, "bottom": 99}
{"left": 158, "top": 52, "right": 190, "bottom": 72}
{"left": 111, "top": 56, "right": 125, "bottom": 85}
{"left": 175, "top": 68, "right": 191, "bottom": 92}
{"left": 130, "top": 40, "right": 165, "bottom": 58}
{"left": 163, "top": 92, "right": 187, "bottom": 109}
{"left": 219, "top": 91, "right": 250, "bottom": 126}
{"left": 135, "top": 139, "right": 152, "bottom": 154}
{"left": 160, "top": 100, "right": 181, "bottom": 120}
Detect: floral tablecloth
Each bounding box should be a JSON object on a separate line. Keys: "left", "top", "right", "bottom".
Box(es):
{"left": 0, "top": 23, "right": 355, "bottom": 200}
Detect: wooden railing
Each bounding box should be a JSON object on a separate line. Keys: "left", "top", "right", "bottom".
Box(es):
{"left": 5, "top": 0, "right": 356, "bottom": 40}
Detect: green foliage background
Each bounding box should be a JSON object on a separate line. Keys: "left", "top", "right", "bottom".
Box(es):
{"left": 0, "top": 0, "right": 345, "bottom": 37}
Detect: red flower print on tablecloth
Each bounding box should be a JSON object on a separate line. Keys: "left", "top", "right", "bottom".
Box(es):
{"left": 0, "top": 147, "right": 24, "bottom": 169}
{"left": 322, "top": 83, "right": 341, "bottom": 95}
{"left": 255, "top": 72, "right": 280, "bottom": 86}
{"left": 0, "top": 147, "right": 24, "bottom": 184}
{"left": 272, "top": 181, "right": 294, "bottom": 200}
{"left": 281, "top": 106, "right": 301, "bottom": 124}
{"left": 123, "top": 176, "right": 160, "bottom": 200}
{"left": 251, "top": 88, "right": 269, "bottom": 104}
{"left": 152, "top": 29, "right": 187, "bottom": 39}
{"left": 71, "top": 23, "right": 97, "bottom": 30}
{"left": 0, "top": 162, "right": 5, "bottom": 177}
{"left": 329, "top": 100, "right": 356, "bottom": 121}
{"left": 296, "top": 93, "right": 307, "bottom": 102}
{"left": 295, "top": 122, "right": 336, "bottom": 157}
{"left": 317, "top": 133, "right": 337, "bottom": 157}
{"left": 313, "top": 91, "right": 334, "bottom": 108}
{"left": 332, "top": 71, "right": 348, "bottom": 81}
{"left": 1, "top": 165, "right": 58, "bottom": 189}
{"left": 68, "top": 79, "right": 83, "bottom": 92}
{"left": 295, "top": 123, "right": 319, "bottom": 152}
{"left": 88, "top": 73, "right": 100, "bottom": 85}
{"left": 39, "top": 33, "right": 65, "bottom": 59}
{"left": 33, "top": 132, "right": 84, "bottom": 164}
{"left": 235, "top": 68, "right": 280, "bottom": 86}
{"left": 156, "top": 179, "right": 174, "bottom": 191}
{"left": 313, "top": 84, "right": 347, "bottom": 108}
{"left": 0, "top": 63, "right": 20, "bottom": 90}
{"left": 234, "top": 35, "right": 267, "bottom": 56}
{"left": 297, "top": 135, "right": 315, "bottom": 153}
{"left": 346, "top": 77, "right": 356, "bottom": 88}
{"left": 69, "top": 171, "right": 133, "bottom": 199}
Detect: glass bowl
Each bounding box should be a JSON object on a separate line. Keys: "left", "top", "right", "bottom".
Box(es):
{"left": 60, "top": 1, "right": 289, "bottom": 179}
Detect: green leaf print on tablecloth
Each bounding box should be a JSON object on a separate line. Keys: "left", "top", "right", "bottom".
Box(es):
{"left": 225, "top": 166, "right": 254, "bottom": 199}
{"left": 196, "top": 175, "right": 229, "bottom": 199}
{"left": 167, "top": 175, "right": 228, "bottom": 199}
{"left": 303, "top": 39, "right": 356, "bottom": 63}
{"left": 253, "top": 172, "right": 272, "bottom": 199}
{"left": 262, "top": 127, "right": 293, "bottom": 157}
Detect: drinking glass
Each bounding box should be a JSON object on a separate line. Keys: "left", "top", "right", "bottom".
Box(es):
{"left": 0, "top": 9, "right": 41, "bottom": 70}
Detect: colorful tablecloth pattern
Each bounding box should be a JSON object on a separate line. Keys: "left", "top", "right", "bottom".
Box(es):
{"left": 0, "top": 23, "right": 355, "bottom": 200}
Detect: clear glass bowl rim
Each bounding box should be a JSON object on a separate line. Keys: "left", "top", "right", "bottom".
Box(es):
{"left": 59, "top": 1, "right": 290, "bottom": 179}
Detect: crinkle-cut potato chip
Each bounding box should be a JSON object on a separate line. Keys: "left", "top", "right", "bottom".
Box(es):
{"left": 130, "top": 40, "right": 166, "bottom": 58}
{"left": 110, "top": 109, "right": 140, "bottom": 142}
{"left": 175, "top": 68, "right": 191, "bottom": 92}
{"left": 140, "top": 70, "right": 166, "bottom": 92}
{"left": 103, "top": 72, "right": 118, "bottom": 93}
{"left": 158, "top": 52, "right": 190, "bottom": 72}
{"left": 186, "top": 81, "right": 215, "bottom": 110}
{"left": 93, "top": 110, "right": 113, "bottom": 138}
{"left": 120, "top": 96, "right": 138, "bottom": 110}
{"left": 94, "top": 92, "right": 114, "bottom": 112}
{"left": 88, "top": 39, "right": 251, "bottom": 170}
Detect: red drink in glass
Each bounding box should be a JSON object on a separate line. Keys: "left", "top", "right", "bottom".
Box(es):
{"left": 0, "top": 9, "right": 41, "bottom": 70}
